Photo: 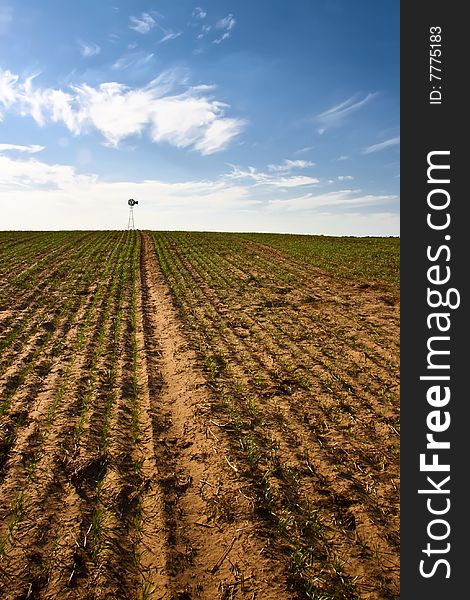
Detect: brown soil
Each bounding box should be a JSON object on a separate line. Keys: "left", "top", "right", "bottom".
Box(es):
{"left": 0, "top": 231, "right": 399, "bottom": 600}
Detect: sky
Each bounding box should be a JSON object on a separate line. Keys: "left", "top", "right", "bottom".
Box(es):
{"left": 0, "top": 0, "right": 399, "bottom": 235}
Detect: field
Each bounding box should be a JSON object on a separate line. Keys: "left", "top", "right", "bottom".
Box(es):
{"left": 0, "top": 231, "right": 400, "bottom": 600}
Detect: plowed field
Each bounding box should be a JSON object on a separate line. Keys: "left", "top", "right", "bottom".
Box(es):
{"left": 0, "top": 231, "right": 399, "bottom": 600}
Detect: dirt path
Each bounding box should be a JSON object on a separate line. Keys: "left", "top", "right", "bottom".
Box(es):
{"left": 139, "top": 231, "right": 291, "bottom": 599}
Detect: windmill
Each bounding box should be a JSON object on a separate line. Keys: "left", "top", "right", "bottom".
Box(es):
{"left": 127, "top": 199, "right": 138, "bottom": 230}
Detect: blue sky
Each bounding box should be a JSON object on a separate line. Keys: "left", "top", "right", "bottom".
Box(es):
{"left": 0, "top": 0, "right": 399, "bottom": 234}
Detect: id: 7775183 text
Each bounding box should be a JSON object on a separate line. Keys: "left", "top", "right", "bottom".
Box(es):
{"left": 429, "top": 26, "right": 442, "bottom": 105}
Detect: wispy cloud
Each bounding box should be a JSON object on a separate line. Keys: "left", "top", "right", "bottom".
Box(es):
{"left": 294, "top": 146, "right": 314, "bottom": 155}
{"left": 159, "top": 31, "right": 182, "bottom": 44}
{"left": 78, "top": 40, "right": 101, "bottom": 58}
{"left": 129, "top": 11, "right": 181, "bottom": 44}
{"left": 217, "top": 14, "right": 236, "bottom": 30}
{"left": 193, "top": 119, "right": 245, "bottom": 155}
{"left": 268, "top": 190, "right": 397, "bottom": 211}
{"left": 112, "top": 51, "right": 155, "bottom": 71}
{"left": 0, "top": 68, "right": 246, "bottom": 155}
{"left": 193, "top": 7, "right": 207, "bottom": 19}
{"left": 213, "top": 13, "right": 236, "bottom": 44}
{"left": 0, "top": 5, "right": 12, "bottom": 35}
{"left": 197, "top": 24, "right": 212, "bottom": 40}
{"left": 363, "top": 136, "right": 400, "bottom": 154}
{"left": 129, "top": 12, "right": 156, "bottom": 34}
{"left": 213, "top": 32, "right": 230, "bottom": 44}
{"left": 316, "top": 93, "right": 377, "bottom": 133}
{"left": 337, "top": 175, "right": 354, "bottom": 181}
{"left": 227, "top": 164, "right": 318, "bottom": 187}
{"left": 267, "top": 159, "right": 315, "bottom": 173}
{"left": 0, "top": 69, "right": 18, "bottom": 113}
{"left": 0, "top": 143, "right": 44, "bottom": 154}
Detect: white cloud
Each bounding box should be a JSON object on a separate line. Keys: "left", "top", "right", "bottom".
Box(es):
{"left": 112, "top": 52, "right": 155, "bottom": 71}
{"left": 316, "top": 93, "right": 377, "bottom": 133}
{"left": 0, "top": 154, "right": 255, "bottom": 228}
{"left": 363, "top": 136, "right": 400, "bottom": 154}
{"left": 268, "top": 190, "right": 397, "bottom": 211}
{"left": 194, "top": 118, "right": 246, "bottom": 155}
{"left": 196, "top": 23, "right": 212, "bottom": 40}
{"left": 270, "top": 176, "right": 319, "bottom": 188}
{"left": 78, "top": 40, "right": 101, "bottom": 57}
{"left": 337, "top": 175, "right": 354, "bottom": 181}
{"left": 213, "top": 32, "right": 230, "bottom": 44}
{"left": 0, "top": 68, "right": 246, "bottom": 154}
{"left": 0, "top": 143, "right": 44, "bottom": 154}
{"left": 0, "top": 69, "right": 18, "bottom": 112}
{"left": 227, "top": 165, "right": 319, "bottom": 187}
{"left": 294, "top": 146, "right": 314, "bottom": 154}
{"left": 159, "top": 31, "right": 182, "bottom": 43}
{"left": 131, "top": 11, "right": 181, "bottom": 44}
{"left": 0, "top": 153, "right": 399, "bottom": 235}
{"left": 216, "top": 14, "right": 236, "bottom": 31}
{"left": 213, "top": 13, "right": 236, "bottom": 43}
{"left": 129, "top": 12, "right": 156, "bottom": 34}
{"left": 268, "top": 159, "right": 315, "bottom": 173}
{"left": 193, "top": 7, "right": 207, "bottom": 19}
{"left": 0, "top": 154, "right": 95, "bottom": 188}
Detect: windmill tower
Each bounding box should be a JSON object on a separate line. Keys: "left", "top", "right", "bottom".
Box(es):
{"left": 127, "top": 198, "right": 138, "bottom": 230}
